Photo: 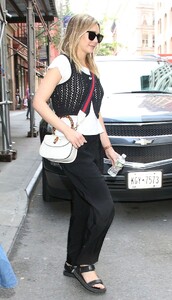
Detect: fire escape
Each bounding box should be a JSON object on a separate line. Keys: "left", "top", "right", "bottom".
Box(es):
{"left": 0, "top": 0, "right": 57, "bottom": 162}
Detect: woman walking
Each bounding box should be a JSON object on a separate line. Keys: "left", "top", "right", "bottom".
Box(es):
{"left": 33, "top": 14, "right": 119, "bottom": 294}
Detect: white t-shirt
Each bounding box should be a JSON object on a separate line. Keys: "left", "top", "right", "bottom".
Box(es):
{"left": 48, "top": 55, "right": 103, "bottom": 135}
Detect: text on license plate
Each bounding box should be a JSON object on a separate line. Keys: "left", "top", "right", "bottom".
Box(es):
{"left": 128, "top": 171, "right": 162, "bottom": 189}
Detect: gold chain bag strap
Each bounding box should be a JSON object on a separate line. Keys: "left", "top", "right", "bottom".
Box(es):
{"left": 39, "top": 74, "right": 95, "bottom": 163}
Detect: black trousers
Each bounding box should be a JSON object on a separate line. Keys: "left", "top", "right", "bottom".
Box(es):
{"left": 61, "top": 135, "right": 115, "bottom": 266}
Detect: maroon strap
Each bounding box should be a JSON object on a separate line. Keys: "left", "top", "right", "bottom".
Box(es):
{"left": 81, "top": 73, "right": 95, "bottom": 113}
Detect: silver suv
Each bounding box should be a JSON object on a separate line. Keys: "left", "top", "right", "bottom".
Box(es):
{"left": 98, "top": 55, "right": 172, "bottom": 201}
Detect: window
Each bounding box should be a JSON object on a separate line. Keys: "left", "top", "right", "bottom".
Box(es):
{"left": 142, "top": 34, "right": 148, "bottom": 47}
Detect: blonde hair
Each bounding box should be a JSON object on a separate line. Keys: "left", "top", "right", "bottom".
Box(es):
{"left": 59, "top": 14, "right": 101, "bottom": 76}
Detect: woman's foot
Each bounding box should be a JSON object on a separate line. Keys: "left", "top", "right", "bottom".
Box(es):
{"left": 73, "top": 265, "right": 106, "bottom": 294}
{"left": 81, "top": 265, "right": 105, "bottom": 290}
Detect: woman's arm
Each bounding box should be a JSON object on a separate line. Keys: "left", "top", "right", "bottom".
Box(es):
{"left": 33, "top": 68, "right": 87, "bottom": 148}
{"left": 33, "top": 68, "right": 62, "bottom": 127}
{"left": 99, "top": 113, "right": 119, "bottom": 164}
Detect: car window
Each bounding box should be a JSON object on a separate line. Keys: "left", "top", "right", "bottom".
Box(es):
{"left": 96, "top": 58, "right": 172, "bottom": 94}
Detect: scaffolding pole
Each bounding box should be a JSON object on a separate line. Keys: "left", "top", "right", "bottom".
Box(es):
{"left": 0, "top": 0, "right": 17, "bottom": 162}
{"left": 27, "top": 0, "right": 38, "bottom": 137}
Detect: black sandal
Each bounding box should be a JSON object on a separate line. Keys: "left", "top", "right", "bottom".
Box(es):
{"left": 63, "top": 262, "right": 76, "bottom": 278}
{"left": 72, "top": 265, "right": 106, "bottom": 294}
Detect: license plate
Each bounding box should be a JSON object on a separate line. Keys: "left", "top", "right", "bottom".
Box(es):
{"left": 128, "top": 171, "right": 162, "bottom": 189}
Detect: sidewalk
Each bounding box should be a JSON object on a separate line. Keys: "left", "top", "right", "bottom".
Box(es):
{"left": 0, "top": 110, "right": 42, "bottom": 254}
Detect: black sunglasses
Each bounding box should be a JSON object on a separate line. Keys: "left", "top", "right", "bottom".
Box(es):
{"left": 87, "top": 31, "right": 104, "bottom": 43}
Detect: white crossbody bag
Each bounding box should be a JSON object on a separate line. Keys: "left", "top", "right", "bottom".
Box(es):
{"left": 39, "top": 73, "right": 95, "bottom": 163}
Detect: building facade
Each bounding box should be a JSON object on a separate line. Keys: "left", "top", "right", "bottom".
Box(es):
{"left": 0, "top": 0, "right": 58, "bottom": 161}
{"left": 136, "top": 0, "right": 155, "bottom": 55}
{"left": 113, "top": 0, "right": 154, "bottom": 55}
{"left": 154, "top": 1, "right": 172, "bottom": 54}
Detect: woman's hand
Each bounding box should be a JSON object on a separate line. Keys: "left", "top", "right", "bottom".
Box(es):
{"left": 104, "top": 147, "right": 120, "bottom": 165}
{"left": 64, "top": 127, "right": 87, "bottom": 149}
